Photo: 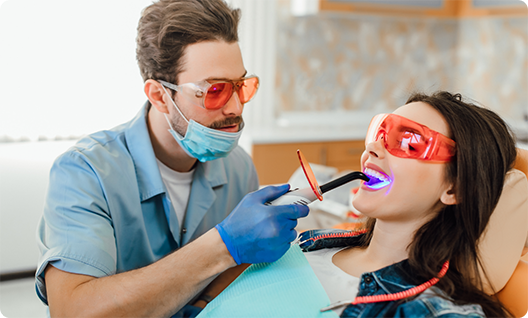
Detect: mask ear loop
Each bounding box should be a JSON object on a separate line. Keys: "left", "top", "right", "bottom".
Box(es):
{"left": 160, "top": 85, "right": 190, "bottom": 130}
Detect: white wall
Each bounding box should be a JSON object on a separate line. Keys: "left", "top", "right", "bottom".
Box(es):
{"left": 0, "top": 0, "right": 274, "bottom": 273}
{"left": 0, "top": 0, "right": 151, "bottom": 142}
{"left": 0, "top": 141, "right": 75, "bottom": 274}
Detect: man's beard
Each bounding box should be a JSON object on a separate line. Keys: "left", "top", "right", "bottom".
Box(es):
{"left": 172, "top": 115, "right": 244, "bottom": 136}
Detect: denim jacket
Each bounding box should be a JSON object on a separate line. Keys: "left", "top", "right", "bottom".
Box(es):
{"left": 298, "top": 229, "right": 485, "bottom": 318}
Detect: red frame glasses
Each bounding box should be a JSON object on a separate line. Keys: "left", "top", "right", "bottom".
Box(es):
{"left": 365, "top": 113, "right": 456, "bottom": 162}
{"left": 159, "top": 76, "right": 259, "bottom": 110}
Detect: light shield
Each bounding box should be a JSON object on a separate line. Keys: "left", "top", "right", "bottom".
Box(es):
{"left": 297, "top": 149, "right": 323, "bottom": 201}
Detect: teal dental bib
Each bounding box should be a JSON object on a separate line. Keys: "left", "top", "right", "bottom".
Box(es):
{"left": 196, "top": 244, "right": 339, "bottom": 318}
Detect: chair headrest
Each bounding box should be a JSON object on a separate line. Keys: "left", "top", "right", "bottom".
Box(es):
{"left": 478, "top": 169, "right": 528, "bottom": 294}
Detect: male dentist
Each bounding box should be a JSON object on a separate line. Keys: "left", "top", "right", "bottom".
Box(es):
{"left": 36, "top": 0, "right": 308, "bottom": 317}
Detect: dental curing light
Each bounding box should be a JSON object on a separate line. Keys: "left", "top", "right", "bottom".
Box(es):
{"left": 267, "top": 149, "right": 369, "bottom": 206}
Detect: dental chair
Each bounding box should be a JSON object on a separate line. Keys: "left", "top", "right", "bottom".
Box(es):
{"left": 490, "top": 148, "right": 528, "bottom": 318}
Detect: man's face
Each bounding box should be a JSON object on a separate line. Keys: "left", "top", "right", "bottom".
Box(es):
{"left": 166, "top": 41, "right": 247, "bottom": 135}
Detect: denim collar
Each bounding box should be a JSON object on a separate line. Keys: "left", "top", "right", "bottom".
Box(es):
{"left": 299, "top": 229, "right": 417, "bottom": 292}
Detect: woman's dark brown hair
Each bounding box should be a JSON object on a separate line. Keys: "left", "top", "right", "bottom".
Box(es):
{"left": 361, "top": 91, "right": 517, "bottom": 317}
{"left": 136, "top": 0, "right": 240, "bottom": 83}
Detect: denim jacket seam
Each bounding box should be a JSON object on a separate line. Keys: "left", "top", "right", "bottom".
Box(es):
{"left": 420, "top": 297, "right": 484, "bottom": 317}
{"left": 422, "top": 297, "right": 440, "bottom": 317}
{"left": 371, "top": 272, "right": 395, "bottom": 295}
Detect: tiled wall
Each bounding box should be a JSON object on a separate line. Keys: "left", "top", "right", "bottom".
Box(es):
{"left": 275, "top": 5, "right": 528, "bottom": 123}
{"left": 456, "top": 17, "right": 527, "bottom": 119}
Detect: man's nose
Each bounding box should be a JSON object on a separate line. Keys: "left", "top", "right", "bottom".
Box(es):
{"left": 222, "top": 91, "right": 243, "bottom": 117}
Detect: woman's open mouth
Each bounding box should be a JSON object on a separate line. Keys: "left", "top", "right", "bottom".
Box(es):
{"left": 363, "top": 167, "right": 392, "bottom": 190}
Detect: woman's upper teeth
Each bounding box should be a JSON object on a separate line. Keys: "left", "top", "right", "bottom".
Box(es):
{"left": 364, "top": 168, "right": 388, "bottom": 181}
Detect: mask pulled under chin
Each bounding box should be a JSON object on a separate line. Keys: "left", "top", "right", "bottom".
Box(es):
{"left": 168, "top": 119, "right": 244, "bottom": 162}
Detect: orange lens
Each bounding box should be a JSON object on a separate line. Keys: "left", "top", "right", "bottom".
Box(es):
{"left": 204, "top": 82, "right": 233, "bottom": 110}
{"left": 237, "top": 77, "right": 259, "bottom": 103}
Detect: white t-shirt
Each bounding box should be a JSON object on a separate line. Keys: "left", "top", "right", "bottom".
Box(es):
{"left": 305, "top": 247, "right": 360, "bottom": 316}
{"left": 156, "top": 158, "right": 195, "bottom": 226}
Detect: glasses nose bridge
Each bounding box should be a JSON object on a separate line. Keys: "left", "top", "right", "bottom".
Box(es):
{"left": 219, "top": 80, "right": 242, "bottom": 100}
{"left": 229, "top": 79, "right": 252, "bottom": 103}
{"left": 230, "top": 79, "right": 245, "bottom": 94}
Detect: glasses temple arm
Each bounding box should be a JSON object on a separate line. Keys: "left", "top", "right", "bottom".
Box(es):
{"left": 158, "top": 80, "right": 179, "bottom": 92}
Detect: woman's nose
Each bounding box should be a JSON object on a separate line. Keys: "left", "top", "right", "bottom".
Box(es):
{"left": 365, "top": 137, "right": 385, "bottom": 159}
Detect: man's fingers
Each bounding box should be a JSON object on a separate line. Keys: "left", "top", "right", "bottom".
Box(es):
{"left": 277, "top": 204, "right": 310, "bottom": 220}
{"left": 251, "top": 184, "right": 291, "bottom": 203}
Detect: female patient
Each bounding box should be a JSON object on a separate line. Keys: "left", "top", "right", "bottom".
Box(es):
{"left": 300, "top": 91, "right": 516, "bottom": 317}
{"left": 198, "top": 91, "right": 517, "bottom": 318}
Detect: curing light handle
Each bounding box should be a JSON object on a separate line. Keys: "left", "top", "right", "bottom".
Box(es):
{"left": 265, "top": 187, "right": 317, "bottom": 206}
{"left": 320, "top": 171, "right": 369, "bottom": 194}
{"left": 266, "top": 172, "right": 369, "bottom": 206}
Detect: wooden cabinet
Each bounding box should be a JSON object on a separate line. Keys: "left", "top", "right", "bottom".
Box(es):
{"left": 252, "top": 140, "right": 365, "bottom": 185}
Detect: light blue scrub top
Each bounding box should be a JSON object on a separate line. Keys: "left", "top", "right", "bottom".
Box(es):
{"left": 35, "top": 102, "right": 259, "bottom": 304}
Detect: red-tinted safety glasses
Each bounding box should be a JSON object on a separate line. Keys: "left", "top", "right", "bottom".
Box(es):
{"left": 365, "top": 113, "right": 456, "bottom": 162}
{"left": 159, "top": 76, "right": 259, "bottom": 110}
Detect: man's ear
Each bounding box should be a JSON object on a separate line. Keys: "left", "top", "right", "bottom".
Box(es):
{"left": 144, "top": 79, "right": 170, "bottom": 114}
{"left": 440, "top": 186, "right": 457, "bottom": 205}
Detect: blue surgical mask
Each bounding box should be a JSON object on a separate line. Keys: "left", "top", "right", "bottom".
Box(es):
{"left": 161, "top": 86, "right": 244, "bottom": 162}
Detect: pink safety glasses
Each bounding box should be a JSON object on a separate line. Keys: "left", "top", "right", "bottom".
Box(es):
{"left": 160, "top": 76, "right": 259, "bottom": 110}
{"left": 365, "top": 113, "right": 456, "bottom": 162}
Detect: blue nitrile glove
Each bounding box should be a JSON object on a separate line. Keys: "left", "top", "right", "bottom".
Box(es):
{"left": 215, "top": 184, "right": 309, "bottom": 265}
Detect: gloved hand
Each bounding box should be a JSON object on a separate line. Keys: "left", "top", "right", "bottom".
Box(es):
{"left": 215, "top": 184, "right": 309, "bottom": 265}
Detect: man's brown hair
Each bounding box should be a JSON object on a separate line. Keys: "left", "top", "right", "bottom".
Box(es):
{"left": 136, "top": 0, "right": 241, "bottom": 83}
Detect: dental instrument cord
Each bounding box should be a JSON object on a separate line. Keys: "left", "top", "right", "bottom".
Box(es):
{"left": 319, "top": 171, "right": 369, "bottom": 194}
{"left": 302, "top": 230, "right": 450, "bottom": 312}
{"left": 320, "top": 260, "right": 450, "bottom": 312}
{"left": 352, "top": 260, "right": 449, "bottom": 304}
